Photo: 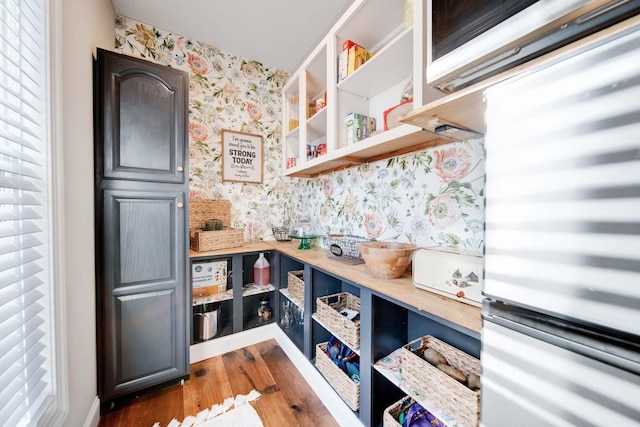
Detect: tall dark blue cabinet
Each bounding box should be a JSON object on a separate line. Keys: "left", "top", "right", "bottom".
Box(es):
{"left": 94, "top": 48, "right": 190, "bottom": 408}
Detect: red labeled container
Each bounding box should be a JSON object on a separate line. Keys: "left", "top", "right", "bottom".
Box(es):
{"left": 253, "top": 253, "right": 270, "bottom": 286}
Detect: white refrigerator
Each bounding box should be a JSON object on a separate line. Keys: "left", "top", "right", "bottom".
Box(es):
{"left": 481, "top": 17, "right": 640, "bottom": 426}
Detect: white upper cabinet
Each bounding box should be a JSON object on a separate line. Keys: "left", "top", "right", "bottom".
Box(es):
{"left": 283, "top": 0, "right": 447, "bottom": 178}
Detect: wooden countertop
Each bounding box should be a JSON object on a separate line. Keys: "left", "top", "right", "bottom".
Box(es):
{"left": 190, "top": 241, "right": 482, "bottom": 335}
{"left": 189, "top": 241, "right": 275, "bottom": 258}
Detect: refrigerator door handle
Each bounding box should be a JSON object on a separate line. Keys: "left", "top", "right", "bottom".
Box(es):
{"left": 483, "top": 308, "right": 640, "bottom": 376}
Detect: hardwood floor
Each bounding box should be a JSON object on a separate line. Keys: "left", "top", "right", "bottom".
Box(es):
{"left": 99, "top": 339, "right": 340, "bottom": 427}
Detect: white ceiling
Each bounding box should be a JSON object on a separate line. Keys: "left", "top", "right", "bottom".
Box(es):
{"left": 111, "top": 0, "right": 355, "bottom": 73}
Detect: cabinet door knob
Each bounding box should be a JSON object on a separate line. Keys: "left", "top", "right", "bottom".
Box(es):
{"left": 177, "top": 166, "right": 184, "bottom": 172}
{"left": 177, "top": 202, "right": 184, "bottom": 208}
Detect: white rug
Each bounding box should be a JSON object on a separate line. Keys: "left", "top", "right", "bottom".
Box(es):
{"left": 153, "top": 390, "right": 263, "bottom": 427}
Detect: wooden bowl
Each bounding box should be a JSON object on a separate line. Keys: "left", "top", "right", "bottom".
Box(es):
{"left": 357, "top": 241, "right": 418, "bottom": 279}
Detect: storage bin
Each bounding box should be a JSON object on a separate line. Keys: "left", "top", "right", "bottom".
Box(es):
{"left": 322, "top": 234, "right": 369, "bottom": 265}
{"left": 287, "top": 270, "right": 304, "bottom": 303}
{"left": 315, "top": 341, "right": 360, "bottom": 411}
{"left": 401, "top": 335, "right": 481, "bottom": 427}
{"left": 383, "top": 396, "right": 411, "bottom": 427}
{"left": 315, "top": 292, "right": 360, "bottom": 350}
{"left": 190, "top": 228, "right": 244, "bottom": 252}
{"left": 383, "top": 396, "right": 446, "bottom": 427}
{"left": 189, "top": 199, "right": 244, "bottom": 251}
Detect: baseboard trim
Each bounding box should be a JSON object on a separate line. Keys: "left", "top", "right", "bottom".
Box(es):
{"left": 190, "top": 325, "right": 279, "bottom": 363}
{"left": 83, "top": 396, "right": 100, "bottom": 427}
{"left": 271, "top": 327, "right": 363, "bottom": 427}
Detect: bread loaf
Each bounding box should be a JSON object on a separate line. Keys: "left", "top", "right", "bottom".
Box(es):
{"left": 436, "top": 363, "right": 467, "bottom": 383}
{"left": 467, "top": 373, "right": 481, "bottom": 390}
{"left": 423, "top": 347, "right": 447, "bottom": 366}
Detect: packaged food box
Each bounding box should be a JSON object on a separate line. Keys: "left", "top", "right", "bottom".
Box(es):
{"left": 192, "top": 259, "right": 228, "bottom": 298}
{"left": 339, "top": 40, "right": 360, "bottom": 82}
{"left": 346, "top": 113, "right": 365, "bottom": 145}
{"left": 339, "top": 40, "right": 372, "bottom": 80}
{"left": 347, "top": 43, "right": 373, "bottom": 76}
{"left": 365, "top": 116, "right": 376, "bottom": 138}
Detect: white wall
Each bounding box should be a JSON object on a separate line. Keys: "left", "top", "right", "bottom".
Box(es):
{"left": 59, "top": 0, "right": 114, "bottom": 425}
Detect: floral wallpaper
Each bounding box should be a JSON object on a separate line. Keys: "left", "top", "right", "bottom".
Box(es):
{"left": 287, "top": 139, "right": 485, "bottom": 254}
{"left": 115, "top": 16, "right": 289, "bottom": 241}
{"left": 114, "top": 16, "right": 486, "bottom": 254}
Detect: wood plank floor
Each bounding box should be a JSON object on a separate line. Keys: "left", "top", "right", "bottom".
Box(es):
{"left": 99, "top": 339, "right": 340, "bottom": 427}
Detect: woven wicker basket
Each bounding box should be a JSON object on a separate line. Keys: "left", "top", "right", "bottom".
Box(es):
{"left": 190, "top": 199, "right": 232, "bottom": 228}
{"left": 383, "top": 397, "right": 415, "bottom": 427}
{"left": 287, "top": 270, "right": 304, "bottom": 303}
{"left": 315, "top": 341, "right": 360, "bottom": 411}
{"left": 401, "top": 336, "right": 481, "bottom": 427}
{"left": 189, "top": 199, "right": 244, "bottom": 251}
{"left": 190, "top": 228, "right": 244, "bottom": 252}
{"left": 315, "top": 292, "right": 360, "bottom": 350}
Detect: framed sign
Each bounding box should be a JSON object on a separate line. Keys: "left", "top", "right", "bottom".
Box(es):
{"left": 221, "top": 129, "right": 263, "bottom": 184}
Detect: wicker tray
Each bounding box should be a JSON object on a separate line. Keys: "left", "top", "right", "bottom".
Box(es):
{"left": 315, "top": 341, "right": 360, "bottom": 411}
{"left": 190, "top": 228, "right": 244, "bottom": 252}
{"left": 401, "top": 336, "right": 481, "bottom": 427}
{"left": 315, "top": 292, "right": 360, "bottom": 350}
{"left": 287, "top": 270, "right": 304, "bottom": 303}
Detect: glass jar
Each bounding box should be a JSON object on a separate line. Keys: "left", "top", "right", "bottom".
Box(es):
{"left": 257, "top": 297, "right": 272, "bottom": 321}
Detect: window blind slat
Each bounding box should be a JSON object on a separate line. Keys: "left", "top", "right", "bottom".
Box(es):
{"left": 0, "top": 176, "right": 42, "bottom": 193}
{"left": 0, "top": 277, "right": 42, "bottom": 320}
{"left": 0, "top": 143, "right": 41, "bottom": 166}
{"left": 0, "top": 205, "right": 43, "bottom": 221}
{"left": 0, "top": 110, "right": 42, "bottom": 140}
{"left": 0, "top": 61, "right": 43, "bottom": 102}
{"left": 0, "top": 313, "right": 44, "bottom": 360}
{"left": 0, "top": 193, "right": 40, "bottom": 206}
{"left": 0, "top": 233, "right": 41, "bottom": 255}
{"left": 0, "top": 65, "right": 43, "bottom": 111}
{"left": 0, "top": 129, "right": 42, "bottom": 152}
{"left": 0, "top": 221, "right": 41, "bottom": 239}
{"left": 0, "top": 159, "right": 40, "bottom": 178}
{"left": 0, "top": 247, "right": 43, "bottom": 274}
{"left": 0, "top": 365, "right": 46, "bottom": 425}
{"left": 0, "top": 262, "right": 43, "bottom": 289}
{"left": 0, "top": 94, "right": 42, "bottom": 128}
{"left": 0, "top": 304, "right": 45, "bottom": 356}
{"left": 0, "top": 341, "right": 45, "bottom": 386}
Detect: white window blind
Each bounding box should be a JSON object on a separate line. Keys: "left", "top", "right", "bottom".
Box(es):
{"left": 0, "top": 0, "right": 55, "bottom": 426}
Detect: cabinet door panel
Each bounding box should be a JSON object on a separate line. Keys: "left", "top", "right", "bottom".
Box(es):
{"left": 117, "top": 195, "right": 173, "bottom": 285}
{"left": 98, "top": 49, "right": 188, "bottom": 183}
{"left": 119, "top": 74, "right": 173, "bottom": 171}
{"left": 100, "top": 188, "right": 188, "bottom": 400}
{"left": 115, "top": 289, "right": 177, "bottom": 386}
{"left": 105, "top": 190, "right": 182, "bottom": 288}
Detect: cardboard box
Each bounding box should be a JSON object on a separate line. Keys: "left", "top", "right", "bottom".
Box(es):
{"left": 339, "top": 40, "right": 358, "bottom": 82}
{"left": 192, "top": 260, "right": 228, "bottom": 298}
{"left": 365, "top": 116, "right": 376, "bottom": 138}
{"left": 339, "top": 40, "right": 372, "bottom": 80}
{"left": 347, "top": 44, "right": 372, "bottom": 76}
{"left": 346, "top": 113, "right": 365, "bottom": 145}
